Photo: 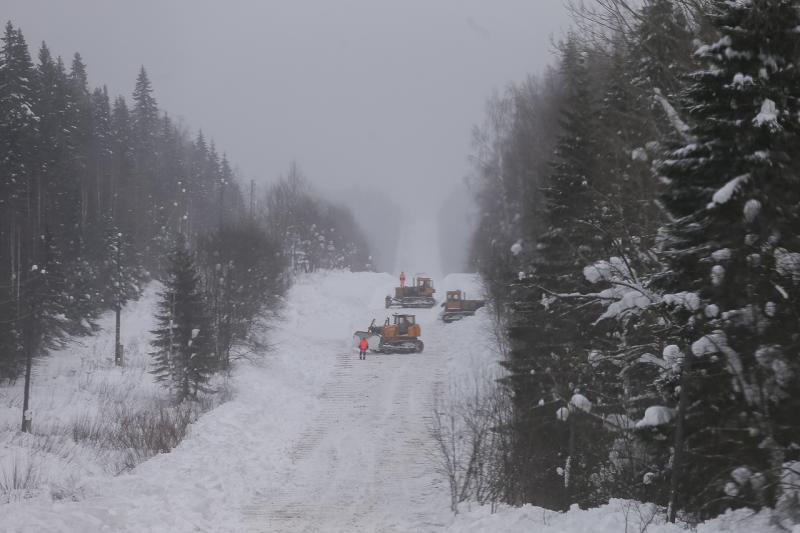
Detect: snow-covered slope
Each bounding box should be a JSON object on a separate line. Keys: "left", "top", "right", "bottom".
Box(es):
{"left": 1, "top": 269, "right": 787, "bottom": 532}
{"left": 0, "top": 270, "right": 496, "bottom": 532}
{"left": 0, "top": 284, "right": 165, "bottom": 502}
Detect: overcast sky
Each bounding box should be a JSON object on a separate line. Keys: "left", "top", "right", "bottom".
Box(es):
{"left": 3, "top": 1, "right": 570, "bottom": 204}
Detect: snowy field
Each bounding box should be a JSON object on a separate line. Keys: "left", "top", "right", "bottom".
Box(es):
{"left": 0, "top": 270, "right": 788, "bottom": 532}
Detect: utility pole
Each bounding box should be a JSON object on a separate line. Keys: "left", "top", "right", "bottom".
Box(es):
{"left": 250, "top": 180, "right": 255, "bottom": 219}
{"left": 114, "top": 233, "right": 123, "bottom": 366}
{"left": 219, "top": 179, "right": 225, "bottom": 231}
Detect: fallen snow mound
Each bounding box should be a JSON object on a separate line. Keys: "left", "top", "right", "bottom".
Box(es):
{"left": 444, "top": 499, "right": 786, "bottom": 533}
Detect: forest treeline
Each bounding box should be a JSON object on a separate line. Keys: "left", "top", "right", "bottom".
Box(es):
{"left": 467, "top": 0, "right": 800, "bottom": 524}
{"left": 0, "top": 22, "right": 372, "bottom": 424}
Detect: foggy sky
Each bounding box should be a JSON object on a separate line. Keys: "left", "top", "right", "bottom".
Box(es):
{"left": 3, "top": 0, "right": 571, "bottom": 271}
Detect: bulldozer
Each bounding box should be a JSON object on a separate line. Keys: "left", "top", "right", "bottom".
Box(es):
{"left": 385, "top": 276, "right": 436, "bottom": 308}
{"left": 440, "top": 290, "right": 485, "bottom": 323}
{"left": 354, "top": 313, "right": 424, "bottom": 353}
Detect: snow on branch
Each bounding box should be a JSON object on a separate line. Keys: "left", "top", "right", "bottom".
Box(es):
{"left": 653, "top": 88, "right": 694, "bottom": 143}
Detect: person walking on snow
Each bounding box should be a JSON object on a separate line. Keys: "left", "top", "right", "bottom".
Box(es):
{"left": 359, "top": 337, "right": 369, "bottom": 360}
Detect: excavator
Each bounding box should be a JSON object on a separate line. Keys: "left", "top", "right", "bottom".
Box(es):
{"left": 354, "top": 313, "right": 424, "bottom": 353}
{"left": 440, "top": 290, "right": 485, "bottom": 323}
{"left": 385, "top": 276, "right": 436, "bottom": 308}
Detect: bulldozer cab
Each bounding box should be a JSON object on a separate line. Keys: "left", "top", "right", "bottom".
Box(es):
{"left": 415, "top": 277, "right": 435, "bottom": 297}
{"left": 445, "top": 290, "right": 463, "bottom": 310}
{"left": 392, "top": 313, "right": 419, "bottom": 337}
{"left": 394, "top": 313, "right": 414, "bottom": 334}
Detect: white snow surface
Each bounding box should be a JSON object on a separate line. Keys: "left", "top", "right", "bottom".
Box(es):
{"left": 0, "top": 270, "right": 498, "bottom": 532}
{"left": 444, "top": 498, "right": 785, "bottom": 533}
{"left": 1, "top": 270, "right": 790, "bottom": 532}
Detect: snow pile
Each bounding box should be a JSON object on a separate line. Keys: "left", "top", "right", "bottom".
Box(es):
{"left": 443, "top": 498, "right": 786, "bottom": 533}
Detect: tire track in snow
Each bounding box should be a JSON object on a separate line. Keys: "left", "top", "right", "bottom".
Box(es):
{"left": 242, "top": 316, "right": 450, "bottom": 532}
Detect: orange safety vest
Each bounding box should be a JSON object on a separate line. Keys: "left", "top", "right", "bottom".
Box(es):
{"left": 359, "top": 338, "right": 369, "bottom": 351}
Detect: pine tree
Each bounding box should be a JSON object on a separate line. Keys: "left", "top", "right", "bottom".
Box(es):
{"left": 634, "top": 0, "right": 694, "bottom": 100}
{"left": 658, "top": 0, "right": 800, "bottom": 519}
{"left": 131, "top": 66, "right": 161, "bottom": 260}
{"left": 91, "top": 86, "right": 113, "bottom": 214}
{"left": 0, "top": 22, "right": 38, "bottom": 381}
{"left": 150, "top": 236, "right": 214, "bottom": 403}
{"left": 500, "top": 34, "right": 612, "bottom": 509}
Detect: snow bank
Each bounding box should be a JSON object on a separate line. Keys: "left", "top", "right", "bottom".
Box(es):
{"left": 0, "top": 270, "right": 398, "bottom": 532}
{"left": 444, "top": 499, "right": 786, "bottom": 533}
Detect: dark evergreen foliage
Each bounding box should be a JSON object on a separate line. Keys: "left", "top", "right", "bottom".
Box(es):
{"left": 657, "top": 0, "right": 800, "bottom": 518}
{"left": 467, "top": 0, "right": 800, "bottom": 523}
{"left": 150, "top": 236, "right": 214, "bottom": 402}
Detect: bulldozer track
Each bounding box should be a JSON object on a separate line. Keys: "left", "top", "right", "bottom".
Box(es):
{"left": 242, "top": 326, "right": 449, "bottom": 532}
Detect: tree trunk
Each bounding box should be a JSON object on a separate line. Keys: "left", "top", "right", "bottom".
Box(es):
{"left": 21, "top": 328, "right": 33, "bottom": 433}
{"left": 668, "top": 353, "right": 692, "bottom": 523}
{"left": 115, "top": 305, "right": 123, "bottom": 366}
{"left": 563, "top": 412, "right": 576, "bottom": 510}
{"left": 114, "top": 238, "right": 123, "bottom": 366}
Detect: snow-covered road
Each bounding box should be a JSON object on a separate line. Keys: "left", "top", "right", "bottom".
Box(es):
{"left": 1, "top": 270, "right": 495, "bottom": 532}
{"left": 240, "top": 273, "right": 492, "bottom": 532}
{"left": 242, "top": 309, "right": 450, "bottom": 532}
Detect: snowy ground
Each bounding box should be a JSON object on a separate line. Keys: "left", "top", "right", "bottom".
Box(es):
{"left": 0, "top": 271, "right": 498, "bottom": 532}
{"left": 0, "top": 270, "right": 788, "bottom": 532}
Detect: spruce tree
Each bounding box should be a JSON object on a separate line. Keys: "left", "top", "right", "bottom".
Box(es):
{"left": 501, "top": 34, "right": 611, "bottom": 509}
{"left": 150, "top": 236, "right": 214, "bottom": 403}
{"left": 0, "top": 22, "right": 37, "bottom": 381}
{"left": 131, "top": 66, "right": 161, "bottom": 260}
{"left": 658, "top": 0, "right": 800, "bottom": 519}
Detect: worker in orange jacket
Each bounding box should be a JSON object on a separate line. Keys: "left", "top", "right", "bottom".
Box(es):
{"left": 399, "top": 271, "right": 406, "bottom": 288}
{"left": 359, "top": 337, "right": 369, "bottom": 360}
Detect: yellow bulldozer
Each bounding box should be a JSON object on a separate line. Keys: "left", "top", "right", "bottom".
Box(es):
{"left": 354, "top": 313, "right": 424, "bottom": 353}
{"left": 440, "top": 290, "right": 485, "bottom": 323}
{"left": 385, "top": 276, "right": 436, "bottom": 308}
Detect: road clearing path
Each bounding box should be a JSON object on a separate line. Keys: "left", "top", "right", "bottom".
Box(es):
{"left": 242, "top": 304, "right": 452, "bottom": 533}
